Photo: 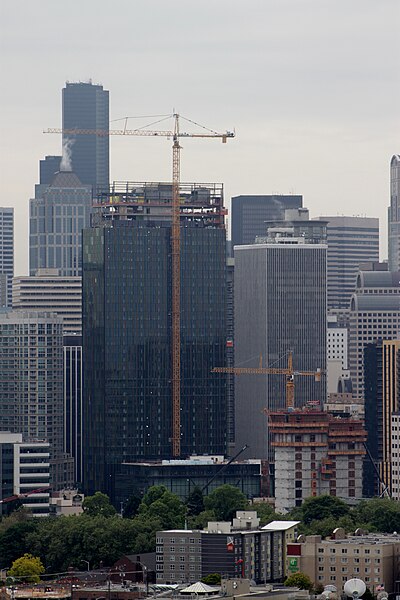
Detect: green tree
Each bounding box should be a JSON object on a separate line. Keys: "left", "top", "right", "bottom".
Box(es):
{"left": 9, "top": 553, "right": 44, "bottom": 583}
{"left": 82, "top": 492, "right": 117, "bottom": 517}
{"left": 253, "top": 502, "right": 276, "bottom": 526}
{"left": 138, "top": 486, "right": 185, "bottom": 530}
{"left": 294, "top": 495, "right": 349, "bottom": 525}
{"left": 188, "top": 509, "right": 216, "bottom": 530}
{"left": 0, "top": 520, "right": 39, "bottom": 569}
{"left": 201, "top": 573, "right": 221, "bottom": 585}
{"left": 352, "top": 498, "right": 400, "bottom": 533}
{"left": 186, "top": 487, "right": 205, "bottom": 516}
{"left": 284, "top": 572, "right": 314, "bottom": 591}
{"left": 204, "top": 485, "right": 248, "bottom": 521}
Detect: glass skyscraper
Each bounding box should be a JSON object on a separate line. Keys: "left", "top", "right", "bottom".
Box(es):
{"left": 388, "top": 154, "right": 400, "bottom": 271}
{"left": 0, "top": 207, "right": 13, "bottom": 308}
{"left": 82, "top": 182, "right": 227, "bottom": 496}
{"left": 62, "top": 81, "right": 109, "bottom": 191}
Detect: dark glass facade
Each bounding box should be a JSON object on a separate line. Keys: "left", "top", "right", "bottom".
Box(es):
{"left": 231, "top": 195, "right": 303, "bottom": 247}
{"left": 82, "top": 221, "right": 227, "bottom": 496}
{"left": 62, "top": 82, "right": 109, "bottom": 191}
{"left": 40, "top": 155, "right": 61, "bottom": 184}
{"left": 63, "top": 336, "right": 83, "bottom": 484}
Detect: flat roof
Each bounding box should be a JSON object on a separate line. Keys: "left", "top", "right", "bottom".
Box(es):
{"left": 262, "top": 520, "right": 300, "bottom": 531}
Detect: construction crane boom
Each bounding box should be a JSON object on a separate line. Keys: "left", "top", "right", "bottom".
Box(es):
{"left": 45, "top": 114, "right": 234, "bottom": 457}
{"left": 212, "top": 351, "right": 322, "bottom": 409}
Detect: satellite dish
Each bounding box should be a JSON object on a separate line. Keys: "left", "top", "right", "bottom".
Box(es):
{"left": 324, "top": 586, "right": 337, "bottom": 593}
{"left": 344, "top": 579, "right": 366, "bottom": 599}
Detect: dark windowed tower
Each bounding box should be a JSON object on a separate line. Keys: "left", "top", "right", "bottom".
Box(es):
{"left": 0, "top": 207, "right": 13, "bottom": 307}
{"left": 62, "top": 81, "right": 109, "bottom": 191}
{"left": 231, "top": 195, "right": 303, "bottom": 248}
{"left": 388, "top": 155, "right": 400, "bottom": 271}
{"left": 82, "top": 183, "right": 227, "bottom": 496}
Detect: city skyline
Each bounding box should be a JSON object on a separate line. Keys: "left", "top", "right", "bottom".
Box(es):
{"left": 1, "top": 0, "right": 398, "bottom": 275}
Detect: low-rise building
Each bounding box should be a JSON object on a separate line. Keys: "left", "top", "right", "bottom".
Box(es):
{"left": 287, "top": 531, "right": 400, "bottom": 594}
{"left": 155, "top": 514, "right": 299, "bottom": 585}
{"left": 49, "top": 489, "right": 84, "bottom": 516}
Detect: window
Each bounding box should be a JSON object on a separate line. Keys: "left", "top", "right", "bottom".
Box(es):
{"left": 179, "top": 565, "right": 185, "bottom": 571}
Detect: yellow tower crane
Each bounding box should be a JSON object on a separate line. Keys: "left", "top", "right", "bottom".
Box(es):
{"left": 212, "top": 351, "right": 322, "bottom": 410}
{"left": 45, "top": 114, "right": 234, "bottom": 457}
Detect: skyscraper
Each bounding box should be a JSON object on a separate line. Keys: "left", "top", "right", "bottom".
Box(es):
{"left": 82, "top": 182, "right": 227, "bottom": 496}
{"left": 0, "top": 310, "right": 73, "bottom": 488}
{"left": 0, "top": 208, "right": 14, "bottom": 308}
{"left": 40, "top": 155, "right": 61, "bottom": 185}
{"left": 62, "top": 81, "right": 109, "bottom": 191}
{"left": 29, "top": 171, "right": 92, "bottom": 277}
{"left": 314, "top": 216, "right": 379, "bottom": 310}
{"left": 389, "top": 155, "right": 400, "bottom": 272}
{"left": 234, "top": 209, "right": 327, "bottom": 459}
{"left": 231, "top": 195, "right": 303, "bottom": 247}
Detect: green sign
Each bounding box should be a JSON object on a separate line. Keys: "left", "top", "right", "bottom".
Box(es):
{"left": 289, "top": 558, "right": 298, "bottom": 572}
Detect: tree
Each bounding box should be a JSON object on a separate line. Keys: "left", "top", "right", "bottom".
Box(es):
{"left": 204, "top": 485, "right": 248, "bottom": 521}
{"left": 201, "top": 573, "right": 221, "bottom": 585}
{"left": 122, "top": 494, "right": 141, "bottom": 519}
{"left": 186, "top": 487, "right": 205, "bottom": 516}
{"left": 0, "top": 520, "right": 39, "bottom": 569}
{"left": 9, "top": 553, "right": 44, "bottom": 583}
{"left": 82, "top": 492, "right": 117, "bottom": 517}
{"left": 295, "top": 495, "right": 349, "bottom": 525}
{"left": 138, "top": 486, "right": 186, "bottom": 530}
{"left": 352, "top": 498, "right": 400, "bottom": 533}
{"left": 253, "top": 502, "right": 276, "bottom": 526}
{"left": 284, "top": 572, "right": 314, "bottom": 591}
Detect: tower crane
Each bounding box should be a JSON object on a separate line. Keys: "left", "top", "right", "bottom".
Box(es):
{"left": 45, "top": 114, "right": 234, "bottom": 457}
{"left": 212, "top": 351, "right": 322, "bottom": 410}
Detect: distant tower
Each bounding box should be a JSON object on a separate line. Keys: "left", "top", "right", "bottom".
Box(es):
{"left": 234, "top": 208, "right": 327, "bottom": 459}
{"left": 0, "top": 207, "right": 13, "bottom": 307}
{"left": 231, "top": 195, "right": 303, "bottom": 248}
{"left": 29, "top": 171, "right": 92, "bottom": 277}
{"left": 314, "top": 216, "right": 379, "bottom": 310}
{"left": 62, "top": 81, "right": 109, "bottom": 191}
{"left": 388, "top": 155, "right": 400, "bottom": 271}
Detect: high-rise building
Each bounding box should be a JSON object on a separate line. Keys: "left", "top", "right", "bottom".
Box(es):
{"left": 13, "top": 269, "right": 82, "bottom": 334}
{"left": 231, "top": 195, "right": 303, "bottom": 247}
{"left": 62, "top": 81, "right": 109, "bottom": 191}
{"left": 82, "top": 182, "right": 227, "bottom": 496}
{"left": 364, "top": 340, "right": 400, "bottom": 497}
{"left": 269, "top": 409, "right": 366, "bottom": 512}
{"left": 0, "top": 208, "right": 14, "bottom": 308}
{"left": 388, "top": 155, "right": 400, "bottom": 271}
{"left": 314, "top": 216, "right": 379, "bottom": 310}
{"left": 234, "top": 209, "right": 327, "bottom": 459}
{"left": 63, "top": 335, "right": 83, "bottom": 484}
{"left": 348, "top": 270, "right": 400, "bottom": 400}
{"left": 0, "top": 432, "right": 50, "bottom": 517}
{"left": 0, "top": 310, "right": 73, "bottom": 488}
{"left": 29, "top": 171, "right": 92, "bottom": 277}
{"left": 40, "top": 155, "right": 61, "bottom": 185}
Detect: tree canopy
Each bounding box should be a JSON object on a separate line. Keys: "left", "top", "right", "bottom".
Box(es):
{"left": 9, "top": 553, "right": 44, "bottom": 583}
{"left": 204, "top": 485, "right": 248, "bottom": 521}
{"left": 284, "top": 572, "right": 314, "bottom": 591}
{"left": 82, "top": 492, "right": 117, "bottom": 517}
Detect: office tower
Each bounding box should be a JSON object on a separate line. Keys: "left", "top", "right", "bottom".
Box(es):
{"left": 314, "top": 216, "right": 379, "bottom": 310}
{"left": 226, "top": 243, "right": 235, "bottom": 454}
{"left": 391, "top": 413, "right": 400, "bottom": 500}
{"left": 0, "top": 208, "right": 14, "bottom": 308}
{"left": 348, "top": 270, "right": 400, "bottom": 400}
{"left": 40, "top": 155, "right": 61, "bottom": 184}
{"left": 29, "top": 171, "right": 92, "bottom": 277}
{"left": 0, "top": 310, "right": 73, "bottom": 488}
{"left": 269, "top": 410, "right": 366, "bottom": 512}
{"left": 63, "top": 335, "right": 83, "bottom": 484}
{"left": 231, "top": 194, "right": 303, "bottom": 247}
{"left": 234, "top": 209, "right": 327, "bottom": 459}
{"left": 388, "top": 154, "right": 400, "bottom": 271}
{"left": 13, "top": 270, "right": 82, "bottom": 334}
{"left": 327, "top": 315, "right": 348, "bottom": 370}
{"left": 62, "top": 81, "right": 109, "bottom": 191}
{"left": 82, "top": 182, "right": 227, "bottom": 496}
{"left": 0, "top": 432, "right": 50, "bottom": 517}
{"left": 364, "top": 340, "right": 400, "bottom": 497}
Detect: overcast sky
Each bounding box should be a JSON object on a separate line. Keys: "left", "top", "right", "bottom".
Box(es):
{"left": 1, "top": 0, "right": 398, "bottom": 274}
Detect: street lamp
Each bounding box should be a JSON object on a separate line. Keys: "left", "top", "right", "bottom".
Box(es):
{"left": 80, "top": 560, "right": 90, "bottom": 571}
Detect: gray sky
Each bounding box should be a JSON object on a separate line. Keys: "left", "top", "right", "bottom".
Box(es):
{"left": 1, "top": 0, "right": 398, "bottom": 275}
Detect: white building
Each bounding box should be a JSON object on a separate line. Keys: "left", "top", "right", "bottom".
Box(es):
{"left": 13, "top": 269, "right": 82, "bottom": 334}
{"left": 388, "top": 155, "right": 400, "bottom": 271}
{"left": 0, "top": 431, "right": 50, "bottom": 517}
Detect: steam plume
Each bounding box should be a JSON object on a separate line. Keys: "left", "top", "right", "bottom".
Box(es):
{"left": 60, "top": 138, "right": 74, "bottom": 172}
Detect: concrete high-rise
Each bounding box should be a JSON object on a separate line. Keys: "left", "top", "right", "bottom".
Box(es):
{"left": 13, "top": 269, "right": 82, "bottom": 334}
{"left": 348, "top": 270, "right": 400, "bottom": 400}
{"left": 314, "top": 216, "right": 379, "bottom": 310}
{"left": 62, "top": 81, "right": 109, "bottom": 191}
{"left": 82, "top": 182, "right": 227, "bottom": 496}
{"left": 0, "top": 208, "right": 14, "bottom": 308}
{"left": 388, "top": 155, "right": 400, "bottom": 271}
{"left": 234, "top": 209, "right": 327, "bottom": 459}
{"left": 29, "top": 171, "right": 92, "bottom": 277}
{"left": 0, "top": 310, "right": 73, "bottom": 489}
{"left": 231, "top": 195, "right": 302, "bottom": 247}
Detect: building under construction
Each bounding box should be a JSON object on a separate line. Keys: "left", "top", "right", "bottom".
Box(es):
{"left": 82, "top": 182, "right": 228, "bottom": 498}
{"left": 268, "top": 407, "right": 366, "bottom": 513}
